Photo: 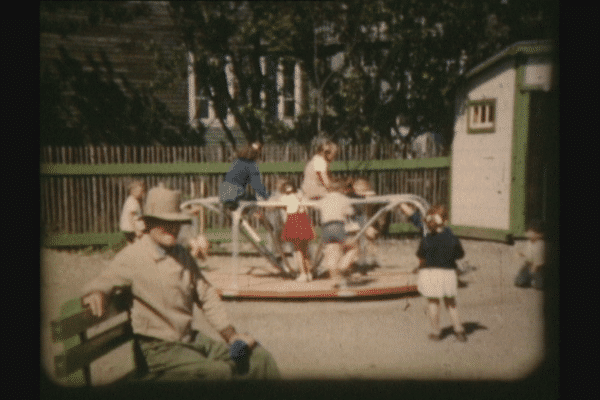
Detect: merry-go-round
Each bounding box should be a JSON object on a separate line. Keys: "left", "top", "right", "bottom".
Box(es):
{"left": 180, "top": 193, "right": 430, "bottom": 300}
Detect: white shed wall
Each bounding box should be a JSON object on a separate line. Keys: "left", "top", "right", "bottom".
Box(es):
{"left": 451, "top": 61, "right": 516, "bottom": 230}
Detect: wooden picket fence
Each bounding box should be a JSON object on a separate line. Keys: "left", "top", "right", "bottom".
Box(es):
{"left": 40, "top": 143, "right": 450, "bottom": 246}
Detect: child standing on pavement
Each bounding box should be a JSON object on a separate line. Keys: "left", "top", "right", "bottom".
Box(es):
{"left": 119, "top": 180, "right": 146, "bottom": 243}
{"left": 401, "top": 203, "right": 468, "bottom": 342}
{"left": 279, "top": 180, "right": 316, "bottom": 282}
{"left": 514, "top": 220, "right": 546, "bottom": 290}
{"left": 319, "top": 179, "right": 360, "bottom": 288}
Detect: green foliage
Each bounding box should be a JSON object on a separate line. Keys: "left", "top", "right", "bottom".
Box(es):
{"left": 40, "top": 2, "right": 153, "bottom": 36}
{"left": 41, "top": 1, "right": 556, "bottom": 147}
{"left": 238, "top": 105, "right": 293, "bottom": 144}
{"left": 40, "top": 46, "right": 206, "bottom": 146}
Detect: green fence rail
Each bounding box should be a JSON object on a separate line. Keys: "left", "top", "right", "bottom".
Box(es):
{"left": 41, "top": 157, "right": 451, "bottom": 248}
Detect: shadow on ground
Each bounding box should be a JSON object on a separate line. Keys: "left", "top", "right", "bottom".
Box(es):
{"left": 439, "top": 322, "right": 488, "bottom": 340}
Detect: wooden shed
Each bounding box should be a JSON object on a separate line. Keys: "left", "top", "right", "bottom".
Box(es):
{"left": 449, "top": 40, "right": 557, "bottom": 242}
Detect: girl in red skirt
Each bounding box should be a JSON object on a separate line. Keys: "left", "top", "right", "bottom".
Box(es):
{"left": 279, "top": 180, "right": 316, "bottom": 282}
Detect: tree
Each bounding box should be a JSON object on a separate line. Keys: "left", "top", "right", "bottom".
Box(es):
{"left": 162, "top": 1, "right": 554, "bottom": 149}
{"left": 166, "top": 1, "right": 305, "bottom": 149}
{"left": 40, "top": 1, "right": 205, "bottom": 146}
{"left": 41, "top": 1, "right": 556, "bottom": 149}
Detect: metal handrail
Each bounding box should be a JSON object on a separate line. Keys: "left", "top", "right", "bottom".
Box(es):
{"left": 182, "top": 194, "right": 430, "bottom": 289}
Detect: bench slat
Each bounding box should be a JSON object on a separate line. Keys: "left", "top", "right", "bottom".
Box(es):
{"left": 52, "top": 294, "right": 131, "bottom": 342}
{"left": 54, "top": 320, "right": 134, "bottom": 378}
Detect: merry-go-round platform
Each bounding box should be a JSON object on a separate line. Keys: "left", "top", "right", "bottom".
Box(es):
{"left": 181, "top": 194, "right": 428, "bottom": 301}
{"left": 204, "top": 267, "right": 418, "bottom": 300}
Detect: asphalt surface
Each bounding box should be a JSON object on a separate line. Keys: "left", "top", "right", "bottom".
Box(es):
{"left": 41, "top": 238, "right": 553, "bottom": 384}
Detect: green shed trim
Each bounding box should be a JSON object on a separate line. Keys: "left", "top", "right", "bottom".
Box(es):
{"left": 465, "top": 40, "right": 553, "bottom": 81}
{"left": 508, "top": 56, "right": 530, "bottom": 237}
{"left": 447, "top": 156, "right": 453, "bottom": 222}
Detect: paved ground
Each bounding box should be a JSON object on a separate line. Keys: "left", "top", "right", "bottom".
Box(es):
{"left": 41, "top": 238, "right": 554, "bottom": 384}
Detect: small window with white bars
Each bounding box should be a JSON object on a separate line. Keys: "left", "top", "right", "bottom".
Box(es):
{"left": 468, "top": 99, "right": 496, "bottom": 133}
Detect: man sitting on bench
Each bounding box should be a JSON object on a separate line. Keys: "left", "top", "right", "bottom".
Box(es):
{"left": 81, "top": 185, "right": 280, "bottom": 381}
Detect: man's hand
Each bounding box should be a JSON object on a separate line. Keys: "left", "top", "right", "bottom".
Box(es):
{"left": 219, "top": 325, "right": 257, "bottom": 349}
{"left": 82, "top": 291, "right": 105, "bottom": 318}
{"left": 230, "top": 332, "right": 257, "bottom": 349}
{"left": 190, "top": 234, "right": 210, "bottom": 260}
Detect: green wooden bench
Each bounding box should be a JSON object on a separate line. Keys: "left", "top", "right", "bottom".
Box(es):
{"left": 51, "top": 288, "right": 146, "bottom": 386}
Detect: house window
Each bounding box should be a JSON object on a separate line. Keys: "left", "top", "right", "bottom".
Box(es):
{"left": 197, "top": 88, "right": 210, "bottom": 120}
{"left": 261, "top": 56, "right": 279, "bottom": 120}
{"left": 468, "top": 99, "right": 496, "bottom": 133}
{"left": 280, "top": 61, "right": 295, "bottom": 119}
{"left": 194, "top": 56, "right": 234, "bottom": 126}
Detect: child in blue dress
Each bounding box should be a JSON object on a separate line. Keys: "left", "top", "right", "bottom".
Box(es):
{"left": 400, "top": 203, "right": 468, "bottom": 342}
{"left": 219, "top": 141, "right": 270, "bottom": 211}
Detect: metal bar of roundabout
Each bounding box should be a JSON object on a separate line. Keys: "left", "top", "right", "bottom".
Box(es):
{"left": 181, "top": 194, "right": 430, "bottom": 301}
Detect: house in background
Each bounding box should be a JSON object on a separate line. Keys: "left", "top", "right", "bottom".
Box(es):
{"left": 449, "top": 40, "right": 556, "bottom": 241}
{"left": 42, "top": 3, "right": 438, "bottom": 151}
{"left": 40, "top": 2, "right": 321, "bottom": 147}
{"left": 189, "top": 55, "right": 308, "bottom": 146}
{"left": 40, "top": 2, "right": 189, "bottom": 121}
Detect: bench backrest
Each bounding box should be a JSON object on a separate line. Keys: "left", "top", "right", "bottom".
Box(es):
{"left": 51, "top": 288, "right": 141, "bottom": 386}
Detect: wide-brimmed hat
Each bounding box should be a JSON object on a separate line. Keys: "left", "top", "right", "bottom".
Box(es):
{"left": 143, "top": 184, "right": 192, "bottom": 222}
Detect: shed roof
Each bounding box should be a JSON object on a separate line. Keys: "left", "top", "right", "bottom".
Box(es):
{"left": 464, "top": 40, "right": 554, "bottom": 80}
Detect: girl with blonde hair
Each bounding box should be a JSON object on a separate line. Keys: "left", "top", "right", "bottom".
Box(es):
{"left": 301, "top": 139, "right": 339, "bottom": 200}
